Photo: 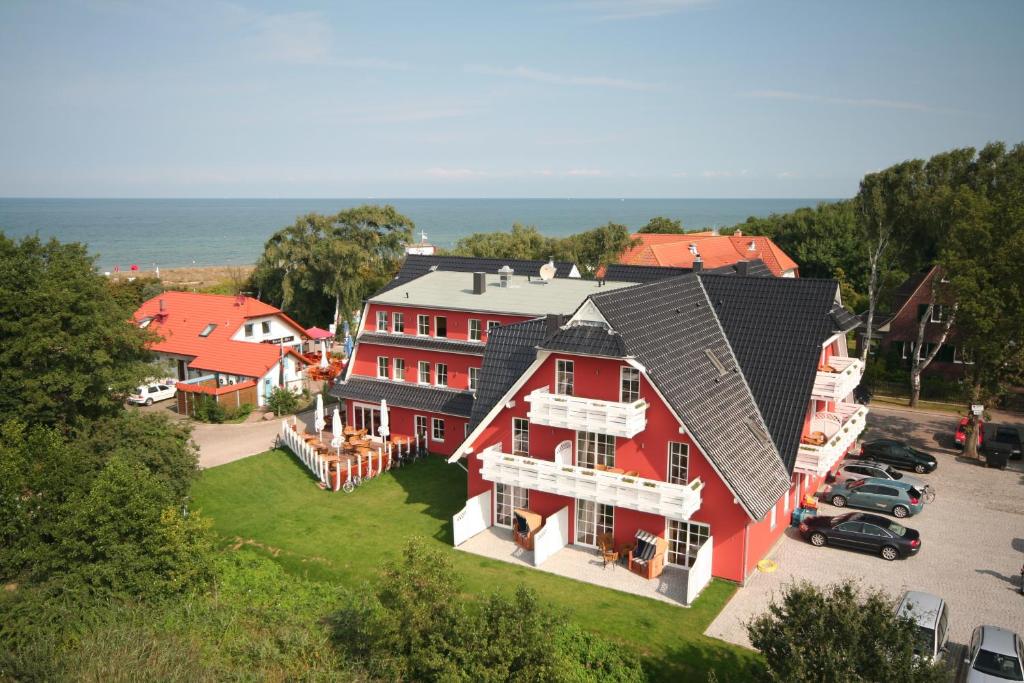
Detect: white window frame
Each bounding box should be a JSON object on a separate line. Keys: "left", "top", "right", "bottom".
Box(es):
{"left": 415, "top": 415, "right": 428, "bottom": 439}
{"left": 930, "top": 305, "right": 944, "bottom": 323}
{"left": 244, "top": 323, "right": 253, "bottom": 337}
{"left": 770, "top": 505, "right": 777, "bottom": 530}
{"left": 575, "top": 499, "right": 613, "bottom": 547}
{"left": 512, "top": 417, "right": 529, "bottom": 456}
{"left": 620, "top": 366, "right": 640, "bottom": 403}
{"left": 431, "top": 417, "right": 445, "bottom": 442}
{"left": 494, "top": 483, "right": 529, "bottom": 528}
{"left": 376, "top": 356, "right": 389, "bottom": 379}
{"left": 469, "top": 367, "right": 480, "bottom": 392}
{"left": 435, "top": 363, "right": 448, "bottom": 387}
{"left": 393, "top": 357, "right": 405, "bottom": 381}
{"left": 376, "top": 310, "right": 388, "bottom": 332}
{"left": 576, "top": 431, "right": 615, "bottom": 469}
{"left": 392, "top": 312, "right": 404, "bottom": 334}
{"left": 784, "top": 485, "right": 791, "bottom": 514}
{"left": 418, "top": 361, "right": 430, "bottom": 384}
{"left": 262, "top": 321, "right": 271, "bottom": 334}
{"left": 901, "top": 341, "right": 909, "bottom": 360}
{"left": 666, "top": 519, "right": 710, "bottom": 568}
{"left": 417, "top": 314, "right": 430, "bottom": 336}
{"left": 435, "top": 315, "right": 447, "bottom": 338}
{"left": 667, "top": 442, "right": 688, "bottom": 485}
{"left": 468, "top": 319, "right": 482, "bottom": 342}
{"left": 486, "top": 320, "right": 501, "bottom": 337}
{"left": 555, "top": 359, "right": 574, "bottom": 396}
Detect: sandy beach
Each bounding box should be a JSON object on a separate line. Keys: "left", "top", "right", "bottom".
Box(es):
{"left": 106, "top": 264, "right": 254, "bottom": 289}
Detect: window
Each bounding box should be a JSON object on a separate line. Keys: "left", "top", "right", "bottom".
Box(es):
{"left": 199, "top": 323, "right": 217, "bottom": 337}
{"left": 667, "top": 520, "right": 710, "bottom": 568}
{"left": 620, "top": 366, "right": 640, "bottom": 403}
{"left": 930, "top": 305, "right": 945, "bottom": 323}
{"left": 392, "top": 312, "right": 404, "bottom": 334}
{"left": 377, "top": 356, "right": 389, "bottom": 379}
{"left": 432, "top": 418, "right": 445, "bottom": 442}
{"left": 577, "top": 431, "right": 615, "bottom": 469}
{"left": 575, "top": 499, "right": 613, "bottom": 547}
{"left": 769, "top": 505, "right": 777, "bottom": 530}
{"left": 435, "top": 316, "right": 447, "bottom": 338}
{"left": 435, "top": 363, "right": 448, "bottom": 387}
{"left": 418, "top": 361, "right": 430, "bottom": 384}
{"left": 835, "top": 521, "right": 864, "bottom": 533}
{"left": 468, "top": 319, "right": 482, "bottom": 342}
{"left": 901, "top": 341, "right": 909, "bottom": 360}
{"left": 667, "top": 442, "right": 688, "bottom": 485}
{"left": 244, "top": 323, "right": 253, "bottom": 337}
{"left": 487, "top": 320, "right": 500, "bottom": 336}
{"left": 513, "top": 418, "right": 529, "bottom": 456}
{"left": 954, "top": 346, "right": 975, "bottom": 365}
{"left": 495, "top": 484, "right": 529, "bottom": 527}
{"left": 469, "top": 367, "right": 480, "bottom": 391}
{"left": 417, "top": 315, "right": 430, "bottom": 336}
{"left": 377, "top": 310, "right": 388, "bottom": 332}
{"left": 555, "top": 359, "right": 574, "bottom": 396}
{"left": 415, "top": 415, "right": 428, "bottom": 439}
{"left": 262, "top": 321, "right": 271, "bottom": 334}
{"left": 393, "top": 357, "right": 405, "bottom": 381}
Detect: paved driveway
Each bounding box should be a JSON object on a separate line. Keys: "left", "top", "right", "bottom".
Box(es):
{"left": 705, "top": 403, "right": 1024, "bottom": 655}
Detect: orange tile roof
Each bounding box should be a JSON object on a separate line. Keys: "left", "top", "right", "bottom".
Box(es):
{"left": 134, "top": 291, "right": 309, "bottom": 378}
{"left": 615, "top": 233, "right": 798, "bottom": 276}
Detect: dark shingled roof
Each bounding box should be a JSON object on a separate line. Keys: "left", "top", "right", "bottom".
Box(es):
{"left": 375, "top": 255, "right": 579, "bottom": 295}
{"left": 590, "top": 275, "right": 791, "bottom": 520}
{"left": 601, "top": 259, "right": 772, "bottom": 283}
{"left": 540, "top": 322, "right": 628, "bottom": 358}
{"left": 699, "top": 274, "right": 844, "bottom": 474}
{"left": 829, "top": 303, "right": 862, "bottom": 333}
{"left": 467, "top": 318, "right": 550, "bottom": 431}
{"left": 330, "top": 377, "right": 474, "bottom": 418}
{"left": 356, "top": 332, "right": 485, "bottom": 356}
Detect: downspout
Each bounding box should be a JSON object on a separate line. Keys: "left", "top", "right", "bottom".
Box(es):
{"left": 742, "top": 522, "right": 750, "bottom": 586}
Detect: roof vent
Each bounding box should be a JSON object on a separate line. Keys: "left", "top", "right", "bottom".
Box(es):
{"left": 688, "top": 243, "right": 699, "bottom": 256}
{"left": 748, "top": 240, "right": 757, "bottom": 251}
{"left": 498, "top": 265, "right": 514, "bottom": 288}
{"left": 704, "top": 348, "right": 728, "bottom": 376}
{"left": 473, "top": 271, "right": 487, "bottom": 295}
{"left": 429, "top": 265, "right": 439, "bottom": 272}
{"left": 746, "top": 418, "right": 771, "bottom": 445}
{"left": 159, "top": 299, "right": 166, "bottom": 312}
{"left": 692, "top": 257, "right": 703, "bottom": 273}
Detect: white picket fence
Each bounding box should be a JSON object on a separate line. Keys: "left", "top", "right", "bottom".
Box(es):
{"left": 278, "top": 420, "right": 329, "bottom": 486}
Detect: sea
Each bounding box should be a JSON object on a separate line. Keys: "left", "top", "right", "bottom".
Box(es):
{"left": 0, "top": 198, "right": 833, "bottom": 272}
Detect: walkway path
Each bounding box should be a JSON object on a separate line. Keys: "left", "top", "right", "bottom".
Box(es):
{"left": 193, "top": 409, "right": 315, "bottom": 468}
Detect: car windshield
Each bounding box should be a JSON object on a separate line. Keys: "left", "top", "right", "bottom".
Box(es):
{"left": 913, "top": 626, "right": 935, "bottom": 657}
{"left": 974, "top": 649, "right": 1024, "bottom": 681}
{"left": 886, "top": 521, "right": 909, "bottom": 537}
{"left": 888, "top": 467, "right": 903, "bottom": 480}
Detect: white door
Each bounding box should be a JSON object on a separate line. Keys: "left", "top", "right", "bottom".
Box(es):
{"left": 494, "top": 483, "right": 529, "bottom": 527}
{"left": 575, "top": 499, "right": 613, "bottom": 547}
{"left": 666, "top": 520, "right": 711, "bottom": 568}
{"left": 354, "top": 405, "right": 380, "bottom": 434}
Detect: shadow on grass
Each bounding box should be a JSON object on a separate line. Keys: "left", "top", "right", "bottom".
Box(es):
{"left": 643, "top": 638, "right": 761, "bottom": 682}
{"left": 389, "top": 456, "right": 467, "bottom": 543}
{"left": 274, "top": 445, "right": 330, "bottom": 487}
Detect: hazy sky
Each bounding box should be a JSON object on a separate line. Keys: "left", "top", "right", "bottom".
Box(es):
{"left": 1, "top": 1, "right": 1022, "bottom": 198}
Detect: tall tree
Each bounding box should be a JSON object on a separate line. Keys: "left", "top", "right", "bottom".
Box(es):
{"left": 638, "top": 216, "right": 684, "bottom": 234}
{"left": 0, "top": 234, "right": 152, "bottom": 426}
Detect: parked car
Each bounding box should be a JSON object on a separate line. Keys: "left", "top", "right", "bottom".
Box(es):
{"left": 982, "top": 424, "right": 1023, "bottom": 466}
{"left": 956, "top": 417, "right": 985, "bottom": 449}
{"left": 831, "top": 460, "right": 925, "bottom": 490}
{"left": 798, "top": 511, "right": 920, "bottom": 561}
{"left": 896, "top": 591, "right": 950, "bottom": 663}
{"left": 962, "top": 625, "right": 1024, "bottom": 682}
{"left": 824, "top": 477, "right": 925, "bottom": 518}
{"left": 128, "top": 381, "right": 176, "bottom": 406}
{"left": 858, "top": 439, "right": 938, "bottom": 474}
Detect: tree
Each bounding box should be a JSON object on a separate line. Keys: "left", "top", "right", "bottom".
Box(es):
{"left": 747, "top": 581, "right": 947, "bottom": 683}
{"left": 556, "top": 222, "right": 637, "bottom": 276}
{"left": 0, "top": 234, "right": 153, "bottom": 426}
{"left": 638, "top": 216, "right": 684, "bottom": 234}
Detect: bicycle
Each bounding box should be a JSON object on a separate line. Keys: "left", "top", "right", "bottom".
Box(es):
{"left": 922, "top": 486, "right": 936, "bottom": 504}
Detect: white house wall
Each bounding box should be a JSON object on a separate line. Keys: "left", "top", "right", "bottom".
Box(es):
{"left": 231, "top": 315, "right": 305, "bottom": 346}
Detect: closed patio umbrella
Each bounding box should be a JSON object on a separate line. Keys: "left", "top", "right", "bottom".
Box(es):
{"left": 319, "top": 340, "right": 329, "bottom": 370}
{"left": 378, "top": 398, "right": 390, "bottom": 440}
{"left": 343, "top": 333, "right": 353, "bottom": 358}
{"left": 314, "top": 393, "right": 326, "bottom": 439}
{"left": 331, "top": 407, "right": 343, "bottom": 453}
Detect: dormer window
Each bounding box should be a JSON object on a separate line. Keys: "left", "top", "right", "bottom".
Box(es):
{"left": 262, "top": 321, "right": 271, "bottom": 334}
{"left": 244, "top": 323, "right": 254, "bottom": 337}
{"left": 199, "top": 323, "right": 217, "bottom": 337}
{"left": 748, "top": 240, "right": 757, "bottom": 251}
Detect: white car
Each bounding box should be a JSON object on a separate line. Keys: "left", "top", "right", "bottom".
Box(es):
{"left": 128, "top": 381, "right": 176, "bottom": 406}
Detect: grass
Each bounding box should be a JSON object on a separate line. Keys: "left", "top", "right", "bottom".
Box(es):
{"left": 871, "top": 394, "right": 966, "bottom": 415}
{"left": 192, "top": 450, "right": 758, "bottom": 681}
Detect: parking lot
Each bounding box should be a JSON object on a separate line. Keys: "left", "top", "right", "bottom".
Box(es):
{"left": 706, "top": 403, "right": 1024, "bottom": 659}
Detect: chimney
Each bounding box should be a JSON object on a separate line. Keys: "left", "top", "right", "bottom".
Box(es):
{"left": 734, "top": 229, "right": 743, "bottom": 237}
{"left": 737, "top": 260, "right": 749, "bottom": 276}
{"left": 545, "top": 314, "right": 564, "bottom": 339}
{"left": 473, "top": 271, "right": 487, "bottom": 295}
{"left": 159, "top": 299, "right": 165, "bottom": 312}
{"left": 692, "top": 257, "right": 703, "bottom": 273}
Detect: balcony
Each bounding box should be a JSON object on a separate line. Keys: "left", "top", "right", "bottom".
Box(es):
{"left": 524, "top": 386, "right": 648, "bottom": 438}
{"left": 811, "top": 356, "right": 865, "bottom": 402}
{"left": 477, "top": 445, "right": 702, "bottom": 521}
{"left": 795, "top": 403, "right": 869, "bottom": 477}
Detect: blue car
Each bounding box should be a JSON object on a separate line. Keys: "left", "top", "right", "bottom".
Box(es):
{"left": 824, "top": 477, "right": 926, "bottom": 518}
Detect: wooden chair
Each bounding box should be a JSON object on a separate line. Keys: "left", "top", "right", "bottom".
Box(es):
{"left": 801, "top": 431, "right": 827, "bottom": 446}
{"left": 512, "top": 509, "right": 543, "bottom": 551}
{"left": 597, "top": 532, "right": 619, "bottom": 569}
{"left": 628, "top": 530, "right": 668, "bottom": 580}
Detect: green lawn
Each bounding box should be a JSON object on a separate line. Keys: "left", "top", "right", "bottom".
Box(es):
{"left": 192, "top": 450, "right": 758, "bottom": 680}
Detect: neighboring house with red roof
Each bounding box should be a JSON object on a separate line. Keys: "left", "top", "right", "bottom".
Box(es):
{"left": 133, "top": 291, "right": 310, "bottom": 406}
{"left": 613, "top": 230, "right": 799, "bottom": 278}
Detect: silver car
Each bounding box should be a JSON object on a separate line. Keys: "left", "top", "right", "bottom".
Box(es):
{"left": 896, "top": 590, "right": 949, "bottom": 663}
{"left": 834, "top": 460, "right": 925, "bottom": 490}
{"left": 962, "top": 625, "right": 1024, "bottom": 682}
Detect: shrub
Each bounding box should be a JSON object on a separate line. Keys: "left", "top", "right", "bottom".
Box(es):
{"left": 222, "top": 402, "right": 254, "bottom": 422}
{"left": 267, "top": 387, "right": 300, "bottom": 416}
{"left": 192, "top": 395, "right": 226, "bottom": 423}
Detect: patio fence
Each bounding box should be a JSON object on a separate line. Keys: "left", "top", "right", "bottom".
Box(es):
{"left": 278, "top": 420, "right": 329, "bottom": 486}
{"left": 453, "top": 490, "right": 491, "bottom": 546}
{"left": 532, "top": 506, "right": 569, "bottom": 567}
{"left": 685, "top": 535, "right": 714, "bottom": 604}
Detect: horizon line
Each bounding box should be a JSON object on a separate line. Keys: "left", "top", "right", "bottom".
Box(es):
{"left": 0, "top": 195, "right": 845, "bottom": 201}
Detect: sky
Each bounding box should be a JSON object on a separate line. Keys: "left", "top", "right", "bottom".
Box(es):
{"left": 1, "top": 0, "right": 1022, "bottom": 198}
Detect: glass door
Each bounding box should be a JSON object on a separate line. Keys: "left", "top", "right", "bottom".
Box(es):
{"left": 494, "top": 484, "right": 529, "bottom": 527}
{"left": 575, "top": 499, "right": 613, "bottom": 547}
{"left": 354, "top": 405, "right": 380, "bottom": 435}
{"left": 666, "top": 520, "right": 710, "bottom": 568}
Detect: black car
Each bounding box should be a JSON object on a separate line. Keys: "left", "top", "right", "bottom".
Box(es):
{"left": 858, "top": 439, "right": 938, "bottom": 474}
{"left": 798, "top": 512, "right": 921, "bottom": 561}
{"left": 982, "top": 424, "right": 1023, "bottom": 467}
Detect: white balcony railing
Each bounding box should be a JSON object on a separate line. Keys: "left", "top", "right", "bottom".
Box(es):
{"left": 795, "top": 403, "right": 869, "bottom": 477}
{"left": 478, "top": 445, "right": 702, "bottom": 521}
{"left": 811, "top": 356, "right": 865, "bottom": 402}
{"left": 524, "top": 386, "right": 648, "bottom": 439}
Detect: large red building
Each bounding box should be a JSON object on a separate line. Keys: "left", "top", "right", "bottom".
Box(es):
{"left": 448, "top": 272, "right": 865, "bottom": 594}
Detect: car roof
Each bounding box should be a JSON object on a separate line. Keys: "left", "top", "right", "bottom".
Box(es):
{"left": 860, "top": 477, "right": 915, "bottom": 489}
{"left": 857, "top": 512, "right": 892, "bottom": 526}
{"left": 844, "top": 460, "right": 886, "bottom": 468}
{"left": 979, "top": 625, "right": 1021, "bottom": 655}
{"left": 897, "top": 591, "right": 944, "bottom": 627}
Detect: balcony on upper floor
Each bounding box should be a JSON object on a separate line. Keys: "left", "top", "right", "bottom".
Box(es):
{"left": 477, "top": 444, "right": 702, "bottom": 522}
{"left": 811, "top": 356, "right": 865, "bottom": 402}
{"left": 794, "top": 402, "right": 869, "bottom": 477}
{"left": 524, "top": 386, "right": 648, "bottom": 439}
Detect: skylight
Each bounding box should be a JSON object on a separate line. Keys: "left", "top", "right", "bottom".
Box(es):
{"left": 704, "top": 348, "right": 728, "bottom": 376}
{"left": 199, "top": 323, "right": 217, "bottom": 337}
{"left": 138, "top": 317, "right": 153, "bottom": 329}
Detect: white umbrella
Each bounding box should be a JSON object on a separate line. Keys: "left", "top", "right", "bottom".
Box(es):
{"left": 319, "top": 340, "right": 329, "bottom": 370}
{"left": 314, "top": 393, "right": 326, "bottom": 438}
{"left": 331, "top": 407, "right": 343, "bottom": 454}
{"left": 378, "top": 398, "right": 390, "bottom": 440}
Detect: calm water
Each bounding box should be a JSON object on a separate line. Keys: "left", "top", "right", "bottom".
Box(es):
{"left": 0, "top": 198, "right": 831, "bottom": 271}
